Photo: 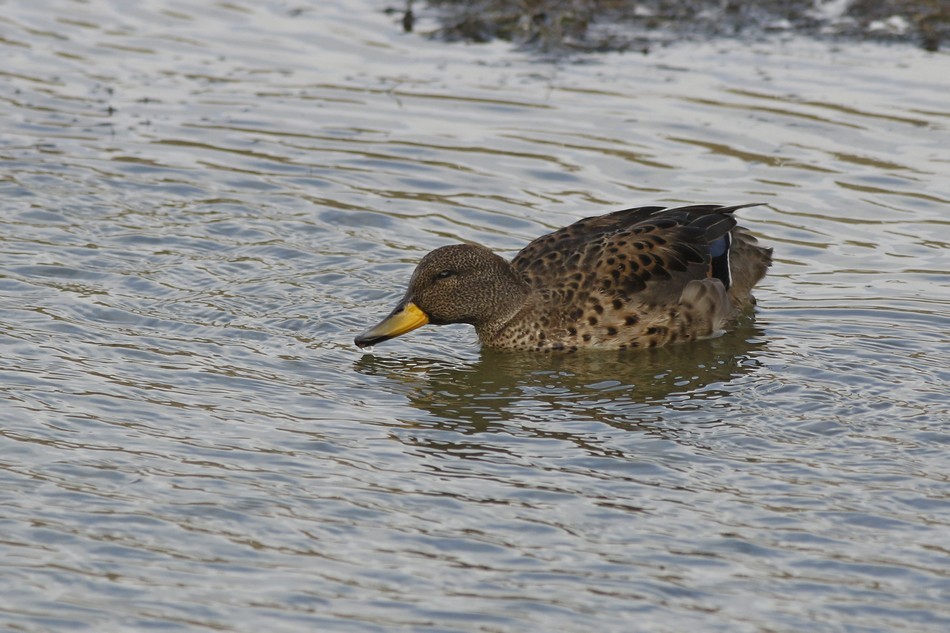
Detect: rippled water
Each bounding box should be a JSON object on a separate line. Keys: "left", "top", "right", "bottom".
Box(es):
{"left": 2, "top": 1, "right": 949, "bottom": 631}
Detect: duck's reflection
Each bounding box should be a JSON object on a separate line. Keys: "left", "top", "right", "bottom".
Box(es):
{"left": 354, "top": 322, "right": 768, "bottom": 445}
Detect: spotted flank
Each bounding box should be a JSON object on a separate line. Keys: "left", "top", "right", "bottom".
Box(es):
{"left": 355, "top": 204, "right": 772, "bottom": 352}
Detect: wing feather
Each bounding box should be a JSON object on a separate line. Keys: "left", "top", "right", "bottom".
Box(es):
{"left": 511, "top": 205, "right": 753, "bottom": 308}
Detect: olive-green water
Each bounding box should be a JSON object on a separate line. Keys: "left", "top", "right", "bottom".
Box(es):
{"left": 2, "top": 1, "right": 948, "bottom": 632}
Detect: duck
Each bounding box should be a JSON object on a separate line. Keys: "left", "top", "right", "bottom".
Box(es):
{"left": 355, "top": 204, "right": 772, "bottom": 352}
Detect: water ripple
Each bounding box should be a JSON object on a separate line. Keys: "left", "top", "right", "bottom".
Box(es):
{"left": 1, "top": 1, "right": 948, "bottom": 632}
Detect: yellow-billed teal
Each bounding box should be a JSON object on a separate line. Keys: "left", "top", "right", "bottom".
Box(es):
{"left": 355, "top": 204, "right": 772, "bottom": 352}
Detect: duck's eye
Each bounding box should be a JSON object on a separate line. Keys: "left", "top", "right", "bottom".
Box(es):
{"left": 435, "top": 269, "right": 456, "bottom": 280}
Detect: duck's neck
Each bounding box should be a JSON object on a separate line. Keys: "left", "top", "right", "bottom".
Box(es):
{"left": 474, "top": 272, "right": 533, "bottom": 347}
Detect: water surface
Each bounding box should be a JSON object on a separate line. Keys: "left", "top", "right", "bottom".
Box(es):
{"left": 1, "top": 1, "right": 948, "bottom": 632}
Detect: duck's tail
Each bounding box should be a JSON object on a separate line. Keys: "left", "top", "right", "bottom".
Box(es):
{"left": 670, "top": 203, "right": 771, "bottom": 309}
{"left": 727, "top": 226, "right": 773, "bottom": 310}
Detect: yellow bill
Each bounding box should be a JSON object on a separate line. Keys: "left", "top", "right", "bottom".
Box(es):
{"left": 355, "top": 301, "right": 429, "bottom": 348}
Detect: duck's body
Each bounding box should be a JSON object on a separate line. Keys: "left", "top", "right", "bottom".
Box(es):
{"left": 355, "top": 204, "right": 772, "bottom": 352}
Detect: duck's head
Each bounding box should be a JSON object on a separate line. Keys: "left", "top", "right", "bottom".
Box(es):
{"left": 355, "top": 244, "right": 526, "bottom": 348}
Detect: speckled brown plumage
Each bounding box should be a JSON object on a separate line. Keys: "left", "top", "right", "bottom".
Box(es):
{"left": 355, "top": 204, "right": 772, "bottom": 352}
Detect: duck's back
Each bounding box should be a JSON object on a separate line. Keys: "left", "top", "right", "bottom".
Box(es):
{"left": 496, "top": 204, "right": 771, "bottom": 351}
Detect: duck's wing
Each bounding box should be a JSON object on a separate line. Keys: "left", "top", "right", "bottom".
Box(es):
{"left": 511, "top": 204, "right": 752, "bottom": 305}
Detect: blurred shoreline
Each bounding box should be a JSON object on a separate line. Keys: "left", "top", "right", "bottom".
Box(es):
{"left": 395, "top": 0, "right": 948, "bottom": 52}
